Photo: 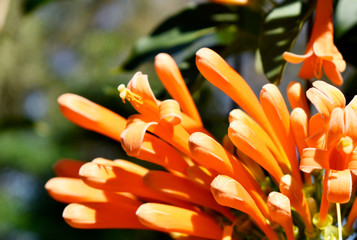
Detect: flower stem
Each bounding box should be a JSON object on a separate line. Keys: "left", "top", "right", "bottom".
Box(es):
{"left": 336, "top": 203, "right": 342, "bottom": 240}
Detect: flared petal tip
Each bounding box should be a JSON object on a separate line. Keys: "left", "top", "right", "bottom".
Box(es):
{"left": 63, "top": 203, "right": 95, "bottom": 228}
{"left": 155, "top": 53, "right": 171, "bottom": 63}
{"left": 283, "top": 51, "right": 311, "bottom": 64}
{"left": 196, "top": 48, "right": 212, "bottom": 58}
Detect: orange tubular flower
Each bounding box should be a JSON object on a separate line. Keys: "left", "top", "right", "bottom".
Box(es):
{"left": 267, "top": 192, "right": 295, "bottom": 240}
{"left": 136, "top": 203, "right": 223, "bottom": 239}
{"left": 283, "top": 0, "right": 346, "bottom": 85}
{"left": 299, "top": 81, "right": 357, "bottom": 224}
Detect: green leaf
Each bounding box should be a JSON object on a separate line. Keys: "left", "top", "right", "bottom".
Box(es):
{"left": 120, "top": 3, "right": 238, "bottom": 71}
{"left": 258, "top": 1, "right": 313, "bottom": 84}
{"left": 22, "top": 0, "right": 54, "bottom": 13}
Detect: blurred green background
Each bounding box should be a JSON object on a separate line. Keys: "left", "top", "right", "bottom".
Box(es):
{"left": 0, "top": 0, "right": 185, "bottom": 239}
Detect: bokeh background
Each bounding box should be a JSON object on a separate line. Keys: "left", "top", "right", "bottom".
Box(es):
{"left": 1, "top": 0, "right": 356, "bottom": 239}
{"left": 0, "top": 0, "right": 185, "bottom": 239}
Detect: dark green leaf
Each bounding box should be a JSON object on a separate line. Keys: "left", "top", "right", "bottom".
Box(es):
{"left": 120, "top": 3, "right": 238, "bottom": 71}
{"left": 258, "top": 1, "right": 313, "bottom": 84}
{"left": 22, "top": 0, "right": 54, "bottom": 13}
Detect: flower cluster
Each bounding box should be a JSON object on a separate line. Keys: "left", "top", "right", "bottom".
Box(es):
{"left": 45, "top": 0, "right": 356, "bottom": 239}
{"left": 46, "top": 47, "right": 357, "bottom": 239}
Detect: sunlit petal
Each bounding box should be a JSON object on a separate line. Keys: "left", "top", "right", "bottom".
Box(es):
{"left": 58, "top": 93, "right": 126, "bottom": 142}
{"left": 327, "top": 169, "right": 352, "bottom": 203}
{"left": 136, "top": 203, "right": 222, "bottom": 239}
{"left": 63, "top": 202, "right": 146, "bottom": 229}
{"left": 211, "top": 175, "right": 278, "bottom": 240}
{"left": 155, "top": 53, "right": 202, "bottom": 126}
{"left": 267, "top": 192, "right": 295, "bottom": 240}
{"left": 53, "top": 159, "right": 85, "bottom": 178}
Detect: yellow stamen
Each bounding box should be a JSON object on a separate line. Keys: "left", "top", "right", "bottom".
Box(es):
{"left": 118, "top": 84, "right": 143, "bottom": 105}
{"left": 337, "top": 136, "right": 353, "bottom": 154}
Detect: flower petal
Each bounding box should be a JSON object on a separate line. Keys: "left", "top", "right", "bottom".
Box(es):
{"left": 286, "top": 81, "right": 310, "bottom": 116}
{"left": 196, "top": 48, "right": 274, "bottom": 139}
{"left": 210, "top": 175, "right": 278, "bottom": 240}
{"left": 260, "top": 84, "right": 300, "bottom": 179}
{"left": 345, "top": 106, "right": 357, "bottom": 143}
{"left": 143, "top": 170, "right": 235, "bottom": 221}
{"left": 79, "top": 159, "right": 194, "bottom": 209}
{"left": 45, "top": 177, "right": 141, "bottom": 206}
{"left": 229, "top": 121, "right": 284, "bottom": 183}
{"left": 136, "top": 203, "right": 222, "bottom": 239}
{"left": 300, "top": 148, "right": 329, "bottom": 173}
{"left": 159, "top": 99, "right": 182, "bottom": 125}
{"left": 58, "top": 93, "right": 126, "bottom": 142}
{"left": 323, "top": 61, "right": 343, "bottom": 86}
{"left": 63, "top": 202, "right": 146, "bottom": 229}
{"left": 185, "top": 165, "right": 216, "bottom": 188}
{"left": 326, "top": 107, "right": 344, "bottom": 149}
{"left": 267, "top": 192, "right": 295, "bottom": 240}
{"left": 155, "top": 53, "right": 203, "bottom": 126}
{"left": 120, "top": 118, "right": 157, "bottom": 156}
{"left": 127, "top": 72, "right": 159, "bottom": 114}
{"left": 327, "top": 169, "right": 352, "bottom": 203}
{"left": 347, "top": 151, "right": 357, "bottom": 173}
{"left": 188, "top": 132, "right": 269, "bottom": 218}
{"left": 290, "top": 108, "right": 308, "bottom": 156}
{"left": 306, "top": 81, "right": 345, "bottom": 119}
{"left": 279, "top": 175, "right": 314, "bottom": 234}
{"left": 229, "top": 109, "right": 286, "bottom": 166}
{"left": 134, "top": 133, "right": 190, "bottom": 175}
{"left": 53, "top": 159, "right": 85, "bottom": 178}
{"left": 283, "top": 51, "right": 313, "bottom": 64}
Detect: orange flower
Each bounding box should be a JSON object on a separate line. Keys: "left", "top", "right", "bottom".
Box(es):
{"left": 299, "top": 81, "right": 357, "bottom": 224}
{"left": 283, "top": 0, "right": 346, "bottom": 85}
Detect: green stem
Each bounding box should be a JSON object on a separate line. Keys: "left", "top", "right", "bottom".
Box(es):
{"left": 336, "top": 203, "right": 342, "bottom": 240}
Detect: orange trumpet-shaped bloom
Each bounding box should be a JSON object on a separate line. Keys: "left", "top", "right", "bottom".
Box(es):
{"left": 287, "top": 81, "right": 310, "bottom": 117}
{"left": 58, "top": 93, "right": 127, "bottom": 142}
{"left": 63, "top": 202, "right": 147, "bottom": 229}
{"left": 155, "top": 53, "right": 203, "bottom": 127}
{"left": 299, "top": 81, "right": 357, "bottom": 225}
{"left": 211, "top": 175, "right": 279, "bottom": 240}
{"left": 45, "top": 177, "right": 142, "bottom": 206}
{"left": 118, "top": 72, "right": 204, "bottom": 133}
{"left": 228, "top": 120, "right": 284, "bottom": 183}
{"left": 136, "top": 203, "right": 223, "bottom": 239}
{"left": 279, "top": 175, "right": 314, "bottom": 234}
{"left": 283, "top": 0, "right": 346, "bottom": 85}
{"left": 267, "top": 192, "right": 295, "bottom": 240}
{"left": 196, "top": 48, "right": 274, "bottom": 137}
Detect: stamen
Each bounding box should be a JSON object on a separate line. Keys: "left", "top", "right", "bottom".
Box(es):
{"left": 336, "top": 136, "right": 353, "bottom": 154}
{"left": 117, "top": 84, "right": 143, "bottom": 105}
{"left": 314, "top": 58, "right": 324, "bottom": 79}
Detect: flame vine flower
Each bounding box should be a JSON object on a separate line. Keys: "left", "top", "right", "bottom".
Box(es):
{"left": 283, "top": 0, "right": 346, "bottom": 85}
{"left": 46, "top": 48, "right": 357, "bottom": 240}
